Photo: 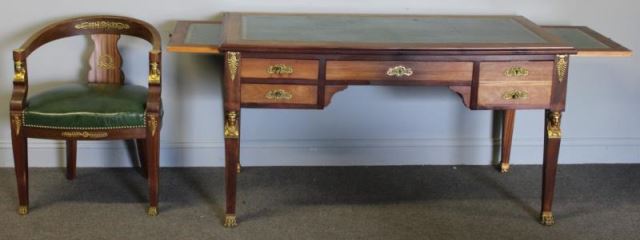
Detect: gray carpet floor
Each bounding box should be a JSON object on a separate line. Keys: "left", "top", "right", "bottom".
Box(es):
{"left": 0, "top": 165, "right": 639, "bottom": 240}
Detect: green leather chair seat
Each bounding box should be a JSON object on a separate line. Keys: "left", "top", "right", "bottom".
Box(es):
{"left": 23, "top": 83, "right": 150, "bottom": 130}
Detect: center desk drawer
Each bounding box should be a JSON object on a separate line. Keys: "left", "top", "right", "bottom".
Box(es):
{"left": 240, "top": 58, "right": 319, "bottom": 81}
{"left": 326, "top": 61, "right": 473, "bottom": 83}
{"left": 241, "top": 84, "right": 317, "bottom": 105}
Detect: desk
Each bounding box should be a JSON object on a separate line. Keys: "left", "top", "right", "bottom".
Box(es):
{"left": 168, "top": 12, "right": 631, "bottom": 227}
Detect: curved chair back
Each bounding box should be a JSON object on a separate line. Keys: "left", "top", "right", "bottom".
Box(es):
{"left": 14, "top": 15, "right": 162, "bottom": 84}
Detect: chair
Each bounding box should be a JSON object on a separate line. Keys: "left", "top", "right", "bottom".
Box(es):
{"left": 9, "top": 16, "right": 163, "bottom": 216}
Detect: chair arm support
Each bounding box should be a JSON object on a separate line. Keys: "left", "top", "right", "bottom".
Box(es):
{"left": 145, "top": 50, "right": 162, "bottom": 113}
{"left": 11, "top": 49, "right": 28, "bottom": 111}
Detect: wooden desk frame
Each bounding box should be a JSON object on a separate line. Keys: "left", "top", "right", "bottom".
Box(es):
{"left": 169, "top": 13, "right": 631, "bottom": 228}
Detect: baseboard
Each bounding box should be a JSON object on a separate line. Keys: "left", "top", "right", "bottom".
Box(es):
{"left": 0, "top": 138, "right": 638, "bottom": 167}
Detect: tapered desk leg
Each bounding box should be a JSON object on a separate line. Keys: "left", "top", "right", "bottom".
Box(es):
{"left": 500, "top": 110, "right": 515, "bottom": 173}
{"left": 11, "top": 113, "right": 29, "bottom": 215}
{"left": 223, "top": 51, "right": 241, "bottom": 228}
{"left": 224, "top": 129, "right": 239, "bottom": 228}
{"left": 541, "top": 110, "right": 562, "bottom": 226}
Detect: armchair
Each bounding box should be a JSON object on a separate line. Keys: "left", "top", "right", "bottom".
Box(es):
{"left": 9, "top": 15, "right": 163, "bottom": 216}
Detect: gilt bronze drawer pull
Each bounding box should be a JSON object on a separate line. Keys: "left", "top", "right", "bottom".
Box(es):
{"left": 267, "top": 64, "right": 294, "bottom": 74}
{"left": 504, "top": 66, "right": 529, "bottom": 77}
{"left": 265, "top": 89, "right": 293, "bottom": 100}
{"left": 386, "top": 65, "right": 413, "bottom": 77}
{"left": 502, "top": 89, "right": 529, "bottom": 100}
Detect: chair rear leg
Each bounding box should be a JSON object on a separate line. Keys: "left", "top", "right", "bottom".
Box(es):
{"left": 12, "top": 134, "right": 29, "bottom": 215}
{"left": 145, "top": 116, "right": 160, "bottom": 216}
{"left": 66, "top": 140, "right": 77, "bottom": 180}
{"left": 136, "top": 139, "right": 148, "bottom": 178}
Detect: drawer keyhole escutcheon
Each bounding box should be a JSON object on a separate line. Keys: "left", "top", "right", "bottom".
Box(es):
{"left": 265, "top": 89, "right": 293, "bottom": 100}
{"left": 502, "top": 89, "right": 529, "bottom": 100}
{"left": 504, "top": 66, "right": 529, "bottom": 77}
{"left": 386, "top": 65, "right": 413, "bottom": 77}
{"left": 267, "top": 64, "right": 294, "bottom": 74}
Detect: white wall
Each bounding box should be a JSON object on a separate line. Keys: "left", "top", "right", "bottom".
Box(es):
{"left": 0, "top": 0, "right": 638, "bottom": 167}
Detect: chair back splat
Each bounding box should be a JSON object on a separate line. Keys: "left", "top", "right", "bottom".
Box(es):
{"left": 89, "top": 34, "right": 124, "bottom": 84}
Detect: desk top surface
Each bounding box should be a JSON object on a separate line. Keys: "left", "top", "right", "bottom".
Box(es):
{"left": 169, "top": 12, "right": 630, "bottom": 56}
{"left": 220, "top": 12, "right": 573, "bottom": 53}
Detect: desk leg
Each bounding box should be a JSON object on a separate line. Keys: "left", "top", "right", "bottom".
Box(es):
{"left": 223, "top": 52, "right": 241, "bottom": 228}
{"left": 541, "top": 110, "right": 562, "bottom": 226}
{"left": 224, "top": 131, "right": 239, "bottom": 228}
{"left": 500, "top": 110, "right": 515, "bottom": 173}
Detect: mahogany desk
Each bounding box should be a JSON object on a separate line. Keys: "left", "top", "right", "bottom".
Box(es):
{"left": 168, "top": 12, "right": 631, "bottom": 227}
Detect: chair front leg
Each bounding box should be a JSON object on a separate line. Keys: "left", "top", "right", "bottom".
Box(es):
{"left": 11, "top": 113, "right": 29, "bottom": 215}
{"left": 146, "top": 114, "right": 160, "bottom": 216}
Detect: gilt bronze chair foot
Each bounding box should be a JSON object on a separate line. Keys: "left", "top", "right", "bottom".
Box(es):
{"left": 224, "top": 214, "right": 238, "bottom": 228}
{"left": 147, "top": 206, "right": 159, "bottom": 217}
{"left": 18, "top": 206, "right": 28, "bottom": 215}
{"left": 540, "top": 211, "right": 555, "bottom": 226}
{"left": 499, "top": 162, "right": 510, "bottom": 173}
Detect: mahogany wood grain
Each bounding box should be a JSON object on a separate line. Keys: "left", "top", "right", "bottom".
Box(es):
{"left": 324, "top": 85, "right": 348, "bottom": 107}
{"left": 66, "top": 140, "right": 77, "bottom": 180}
{"left": 500, "top": 110, "right": 515, "bottom": 172}
{"left": 24, "top": 127, "right": 147, "bottom": 140}
{"left": 477, "top": 81, "right": 551, "bottom": 109}
{"left": 542, "top": 110, "right": 562, "bottom": 224}
{"left": 88, "top": 34, "right": 124, "bottom": 84}
{"left": 479, "top": 61, "right": 554, "bottom": 82}
{"left": 10, "top": 115, "right": 29, "bottom": 211}
{"left": 145, "top": 113, "right": 161, "bottom": 211}
{"left": 224, "top": 138, "right": 239, "bottom": 217}
{"left": 551, "top": 55, "right": 570, "bottom": 111}
{"left": 136, "top": 139, "right": 148, "bottom": 178}
{"left": 326, "top": 61, "right": 473, "bottom": 83}
{"left": 223, "top": 51, "right": 241, "bottom": 224}
{"left": 449, "top": 86, "right": 471, "bottom": 108}
{"left": 240, "top": 58, "right": 319, "bottom": 80}
{"left": 241, "top": 84, "right": 317, "bottom": 105}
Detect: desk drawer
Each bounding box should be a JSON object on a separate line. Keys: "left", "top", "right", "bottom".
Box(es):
{"left": 479, "top": 61, "right": 554, "bottom": 82}
{"left": 477, "top": 81, "right": 551, "bottom": 108}
{"left": 326, "top": 61, "right": 473, "bottom": 83}
{"left": 240, "top": 58, "right": 319, "bottom": 81}
{"left": 241, "top": 84, "right": 317, "bottom": 105}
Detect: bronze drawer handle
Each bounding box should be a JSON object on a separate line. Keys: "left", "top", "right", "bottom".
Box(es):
{"left": 504, "top": 66, "right": 529, "bottom": 77}
{"left": 386, "top": 65, "right": 413, "bottom": 77}
{"left": 502, "top": 89, "right": 529, "bottom": 100}
{"left": 265, "top": 89, "right": 293, "bottom": 100}
{"left": 267, "top": 64, "right": 294, "bottom": 74}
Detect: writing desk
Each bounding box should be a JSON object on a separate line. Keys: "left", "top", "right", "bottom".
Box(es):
{"left": 168, "top": 12, "right": 631, "bottom": 227}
